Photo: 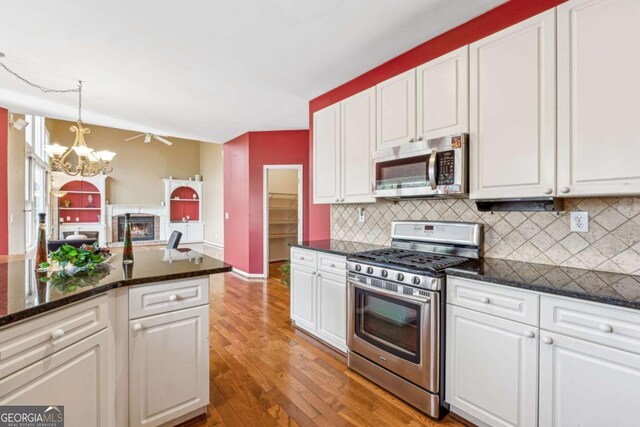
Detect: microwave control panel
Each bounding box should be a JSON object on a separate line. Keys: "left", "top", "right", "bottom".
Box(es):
{"left": 437, "top": 150, "right": 455, "bottom": 185}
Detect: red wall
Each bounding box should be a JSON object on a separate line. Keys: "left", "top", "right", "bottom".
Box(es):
{"left": 307, "top": 0, "right": 566, "bottom": 239}
{"left": 0, "top": 108, "right": 8, "bottom": 255}
{"left": 223, "top": 130, "right": 309, "bottom": 275}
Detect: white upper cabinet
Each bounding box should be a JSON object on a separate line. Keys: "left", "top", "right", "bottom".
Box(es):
{"left": 341, "top": 87, "right": 376, "bottom": 203}
{"left": 313, "top": 103, "right": 341, "bottom": 204}
{"left": 557, "top": 0, "right": 640, "bottom": 196}
{"left": 376, "top": 69, "right": 417, "bottom": 149}
{"left": 470, "top": 10, "right": 557, "bottom": 200}
{"left": 417, "top": 46, "right": 469, "bottom": 140}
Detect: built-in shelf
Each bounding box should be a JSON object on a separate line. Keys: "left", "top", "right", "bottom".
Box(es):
{"left": 269, "top": 233, "right": 298, "bottom": 239}
{"left": 61, "top": 191, "right": 101, "bottom": 195}
{"left": 269, "top": 206, "right": 297, "bottom": 211}
{"left": 59, "top": 207, "right": 101, "bottom": 211}
{"left": 269, "top": 220, "right": 298, "bottom": 225}
{"left": 170, "top": 198, "right": 199, "bottom": 202}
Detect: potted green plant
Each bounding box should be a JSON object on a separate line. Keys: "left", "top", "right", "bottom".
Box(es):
{"left": 278, "top": 260, "right": 291, "bottom": 288}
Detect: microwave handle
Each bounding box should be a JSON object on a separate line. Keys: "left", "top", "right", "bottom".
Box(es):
{"left": 428, "top": 149, "right": 438, "bottom": 190}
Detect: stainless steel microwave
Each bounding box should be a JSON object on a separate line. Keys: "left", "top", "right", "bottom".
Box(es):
{"left": 372, "top": 133, "right": 468, "bottom": 199}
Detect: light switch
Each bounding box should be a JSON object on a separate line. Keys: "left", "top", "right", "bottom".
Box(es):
{"left": 225, "top": 212, "right": 229, "bottom": 220}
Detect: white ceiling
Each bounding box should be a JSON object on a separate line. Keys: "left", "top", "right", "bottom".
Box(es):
{"left": 0, "top": 0, "right": 506, "bottom": 143}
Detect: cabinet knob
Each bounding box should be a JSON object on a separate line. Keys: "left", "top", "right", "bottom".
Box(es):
{"left": 335, "top": 198, "right": 340, "bottom": 202}
{"left": 50, "top": 328, "right": 65, "bottom": 340}
{"left": 599, "top": 323, "right": 613, "bottom": 333}
{"left": 542, "top": 336, "right": 553, "bottom": 345}
{"left": 417, "top": 136, "right": 424, "bottom": 141}
{"left": 544, "top": 188, "right": 553, "bottom": 195}
{"left": 560, "top": 187, "right": 570, "bottom": 194}
{"left": 524, "top": 330, "right": 535, "bottom": 338}
{"left": 133, "top": 323, "right": 143, "bottom": 331}
{"left": 311, "top": 271, "right": 317, "bottom": 275}
{"left": 330, "top": 263, "right": 336, "bottom": 268}
{"left": 317, "top": 273, "right": 322, "bottom": 277}
{"left": 169, "top": 294, "right": 178, "bottom": 302}
{"left": 480, "top": 296, "right": 490, "bottom": 304}
{"left": 409, "top": 138, "right": 415, "bottom": 143}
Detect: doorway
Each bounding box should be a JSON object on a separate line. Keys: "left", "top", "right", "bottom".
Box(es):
{"left": 263, "top": 165, "right": 303, "bottom": 279}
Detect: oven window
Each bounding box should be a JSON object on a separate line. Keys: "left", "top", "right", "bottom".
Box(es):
{"left": 355, "top": 287, "right": 421, "bottom": 363}
{"left": 375, "top": 155, "right": 430, "bottom": 190}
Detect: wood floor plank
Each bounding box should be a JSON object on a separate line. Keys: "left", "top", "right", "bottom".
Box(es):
{"left": 178, "top": 271, "right": 464, "bottom": 427}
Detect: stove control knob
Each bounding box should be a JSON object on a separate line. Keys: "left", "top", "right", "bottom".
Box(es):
{"left": 381, "top": 270, "right": 388, "bottom": 278}
{"left": 412, "top": 276, "right": 421, "bottom": 285}
{"left": 355, "top": 264, "right": 362, "bottom": 272}
{"left": 396, "top": 273, "right": 405, "bottom": 282}
{"left": 366, "top": 266, "right": 374, "bottom": 274}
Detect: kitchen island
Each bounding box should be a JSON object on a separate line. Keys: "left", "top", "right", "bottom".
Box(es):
{"left": 0, "top": 248, "right": 231, "bottom": 427}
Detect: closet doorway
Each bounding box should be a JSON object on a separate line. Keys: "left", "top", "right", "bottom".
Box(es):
{"left": 263, "top": 165, "right": 303, "bottom": 279}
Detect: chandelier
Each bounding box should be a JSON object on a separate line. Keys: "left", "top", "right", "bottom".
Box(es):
{"left": 45, "top": 81, "right": 116, "bottom": 176}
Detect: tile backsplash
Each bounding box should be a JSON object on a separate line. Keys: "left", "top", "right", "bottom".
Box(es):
{"left": 331, "top": 198, "right": 640, "bottom": 275}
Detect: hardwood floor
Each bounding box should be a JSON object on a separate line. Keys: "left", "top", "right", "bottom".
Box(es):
{"left": 182, "top": 272, "right": 464, "bottom": 427}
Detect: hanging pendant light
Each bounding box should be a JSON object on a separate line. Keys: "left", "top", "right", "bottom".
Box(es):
{"left": 45, "top": 81, "right": 116, "bottom": 176}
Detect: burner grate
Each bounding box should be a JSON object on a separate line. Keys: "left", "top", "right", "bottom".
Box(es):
{"left": 353, "top": 248, "right": 468, "bottom": 272}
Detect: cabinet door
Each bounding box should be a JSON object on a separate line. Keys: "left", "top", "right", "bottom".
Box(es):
{"left": 0, "top": 329, "right": 109, "bottom": 427}
{"left": 290, "top": 264, "right": 317, "bottom": 332}
{"left": 470, "top": 10, "right": 556, "bottom": 200}
{"left": 341, "top": 87, "right": 376, "bottom": 203}
{"left": 539, "top": 331, "right": 640, "bottom": 426}
{"left": 417, "top": 46, "right": 469, "bottom": 140}
{"left": 169, "top": 223, "right": 188, "bottom": 242}
{"left": 129, "top": 305, "right": 209, "bottom": 427}
{"left": 187, "top": 223, "right": 204, "bottom": 242}
{"left": 316, "top": 271, "right": 347, "bottom": 352}
{"left": 376, "top": 69, "right": 416, "bottom": 150}
{"left": 557, "top": 0, "right": 640, "bottom": 196}
{"left": 446, "top": 305, "right": 538, "bottom": 427}
{"left": 313, "top": 104, "right": 341, "bottom": 204}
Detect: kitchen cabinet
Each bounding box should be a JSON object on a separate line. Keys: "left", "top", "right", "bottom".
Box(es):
{"left": 539, "top": 330, "right": 640, "bottom": 426}
{"left": 129, "top": 304, "right": 209, "bottom": 427}
{"left": 376, "top": 69, "right": 416, "bottom": 149}
{"left": 416, "top": 46, "right": 469, "bottom": 140}
{"left": 313, "top": 89, "right": 376, "bottom": 204}
{"left": 557, "top": 0, "right": 640, "bottom": 196}
{"left": 446, "top": 305, "right": 538, "bottom": 427}
{"left": 313, "top": 103, "right": 341, "bottom": 204}
{"left": 316, "top": 271, "right": 347, "bottom": 351}
{"left": 469, "top": 10, "right": 557, "bottom": 200}
{"left": 341, "top": 87, "right": 376, "bottom": 203}
{"left": 0, "top": 329, "right": 110, "bottom": 426}
{"left": 290, "top": 248, "right": 347, "bottom": 352}
{"left": 168, "top": 222, "right": 204, "bottom": 243}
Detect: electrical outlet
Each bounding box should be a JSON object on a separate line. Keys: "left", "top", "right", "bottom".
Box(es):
{"left": 570, "top": 212, "right": 589, "bottom": 232}
{"left": 358, "top": 207, "right": 365, "bottom": 223}
{"left": 225, "top": 212, "right": 229, "bottom": 220}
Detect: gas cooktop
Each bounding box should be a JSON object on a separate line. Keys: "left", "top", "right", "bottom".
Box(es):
{"left": 350, "top": 248, "right": 469, "bottom": 273}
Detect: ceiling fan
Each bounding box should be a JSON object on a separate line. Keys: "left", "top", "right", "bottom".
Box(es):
{"left": 124, "top": 133, "right": 173, "bottom": 146}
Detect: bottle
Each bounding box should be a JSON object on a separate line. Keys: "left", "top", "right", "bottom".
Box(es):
{"left": 35, "top": 213, "right": 48, "bottom": 272}
{"left": 122, "top": 213, "right": 134, "bottom": 264}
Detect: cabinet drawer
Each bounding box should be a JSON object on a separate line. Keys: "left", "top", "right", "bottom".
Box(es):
{"left": 0, "top": 294, "right": 109, "bottom": 379}
{"left": 447, "top": 277, "right": 539, "bottom": 326}
{"left": 129, "top": 277, "right": 209, "bottom": 320}
{"left": 290, "top": 248, "right": 317, "bottom": 268}
{"left": 541, "top": 295, "right": 640, "bottom": 355}
{"left": 317, "top": 253, "right": 346, "bottom": 276}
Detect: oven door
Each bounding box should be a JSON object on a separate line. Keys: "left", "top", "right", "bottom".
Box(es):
{"left": 373, "top": 150, "right": 438, "bottom": 198}
{"left": 347, "top": 278, "right": 440, "bottom": 392}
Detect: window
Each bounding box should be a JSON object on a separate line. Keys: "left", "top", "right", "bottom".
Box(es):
{"left": 24, "top": 115, "right": 50, "bottom": 251}
{"left": 24, "top": 115, "right": 33, "bottom": 146}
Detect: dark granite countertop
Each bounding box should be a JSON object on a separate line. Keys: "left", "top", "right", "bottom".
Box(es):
{"left": 290, "top": 240, "right": 388, "bottom": 257}
{"left": 446, "top": 258, "right": 640, "bottom": 310}
{"left": 0, "top": 249, "right": 231, "bottom": 327}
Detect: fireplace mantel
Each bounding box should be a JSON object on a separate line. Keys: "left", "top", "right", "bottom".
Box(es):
{"left": 106, "top": 205, "right": 167, "bottom": 243}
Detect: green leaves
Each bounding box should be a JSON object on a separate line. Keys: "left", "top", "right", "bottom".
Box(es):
{"left": 48, "top": 243, "right": 107, "bottom": 268}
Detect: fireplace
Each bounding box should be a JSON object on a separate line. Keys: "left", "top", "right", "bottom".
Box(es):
{"left": 116, "top": 214, "right": 158, "bottom": 242}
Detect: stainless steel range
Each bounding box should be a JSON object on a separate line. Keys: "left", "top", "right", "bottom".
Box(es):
{"left": 347, "top": 221, "right": 482, "bottom": 419}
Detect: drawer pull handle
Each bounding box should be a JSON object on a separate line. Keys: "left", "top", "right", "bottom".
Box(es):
{"left": 311, "top": 271, "right": 317, "bottom": 275}
{"left": 480, "top": 297, "right": 490, "bottom": 304}
{"left": 133, "top": 323, "right": 143, "bottom": 332}
{"left": 50, "top": 329, "right": 65, "bottom": 340}
{"left": 169, "top": 294, "right": 178, "bottom": 302}
{"left": 299, "top": 257, "right": 305, "bottom": 261}
{"left": 542, "top": 336, "right": 553, "bottom": 345}
{"left": 330, "top": 263, "right": 336, "bottom": 268}
{"left": 524, "top": 330, "right": 535, "bottom": 338}
{"left": 599, "top": 323, "right": 613, "bottom": 333}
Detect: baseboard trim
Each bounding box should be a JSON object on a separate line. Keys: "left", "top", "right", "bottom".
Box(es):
{"left": 232, "top": 267, "right": 266, "bottom": 279}
{"left": 204, "top": 240, "right": 224, "bottom": 248}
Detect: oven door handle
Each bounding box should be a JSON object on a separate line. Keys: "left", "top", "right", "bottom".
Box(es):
{"left": 349, "top": 280, "right": 432, "bottom": 305}
{"left": 428, "top": 149, "right": 438, "bottom": 190}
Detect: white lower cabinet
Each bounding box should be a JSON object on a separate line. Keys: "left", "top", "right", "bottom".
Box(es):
{"left": 168, "top": 222, "right": 204, "bottom": 243}
{"left": 290, "top": 248, "right": 347, "bottom": 352}
{"left": 446, "top": 305, "right": 538, "bottom": 427}
{"left": 129, "top": 305, "right": 209, "bottom": 427}
{"left": 0, "top": 329, "right": 110, "bottom": 427}
{"left": 539, "top": 330, "right": 640, "bottom": 427}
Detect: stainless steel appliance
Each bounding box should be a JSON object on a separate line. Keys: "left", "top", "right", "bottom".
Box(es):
{"left": 347, "top": 221, "right": 482, "bottom": 419}
{"left": 373, "top": 134, "right": 468, "bottom": 198}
